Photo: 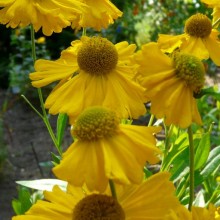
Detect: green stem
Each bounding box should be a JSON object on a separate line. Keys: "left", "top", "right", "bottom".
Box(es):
{"left": 30, "top": 25, "right": 61, "bottom": 156}
{"left": 187, "top": 125, "right": 194, "bottom": 211}
{"left": 21, "top": 95, "right": 43, "bottom": 119}
{"left": 147, "top": 114, "right": 154, "bottom": 127}
{"left": 82, "top": 28, "right": 87, "bottom": 36}
{"left": 109, "top": 180, "right": 117, "bottom": 199}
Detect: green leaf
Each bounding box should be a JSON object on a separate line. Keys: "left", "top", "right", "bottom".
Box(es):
{"left": 162, "top": 132, "right": 188, "bottom": 171}
{"left": 143, "top": 167, "right": 152, "bottom": 179}
{"left": 56, "top": 113, "right": 68, "bottom": 151}
{"left": 51, "top": 152, "right": 61, "bottom": 165}
{"left": 201, "top": 146, "right": 220, "bottom": 179}
{"left": 194, "top": 87, "right": 220, "bottom": 101}
{"left": 169, "top": 147, "right": 189, "bottom": 183}
{"left": 12, "top": 200, "right": 21, "bottom": 215}
{"left": 16, "top": 179, "right": 67, "bottom": 191}
{"left": 12, "top": 187, "right": 32, "bottom": 215}
{"left": 194, "top": 132, "right": 210, "bottom": 170}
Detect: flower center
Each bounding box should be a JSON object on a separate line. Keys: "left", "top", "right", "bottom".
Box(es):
{"left": 173, "top": 53, "right": 205, "bottom": 93}
{"left": 77, "top": 37, "right": 118, "bottom": 75}
{"left": 72, "top": 106, "right": 120, "bottom": 141}
{"left": 73, "top": 194, "right": 125, "bottom": 220}
{"left": 184, "top": 13, "right": 212, "bottom": 38}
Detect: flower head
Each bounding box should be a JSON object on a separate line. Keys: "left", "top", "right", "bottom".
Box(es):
{"left": 53, "top": 106, "right": 161, "bottom": 192}
{"left": 0, "top": 0, "right": 86, "bottom": 36}
{"left": 72, "top": 0, "right": 123, "bottom": 31}
{"left": 12, "top": 172, "right": 180, "bottom": 220}
{"left": 158, "top": 13, "right": 220, "bottom": 65}
{"left": 184, "top": 13, "right": 212, "bottom": 38}
{"left": 72, "top": 106, "right": 120, "bottom": 141}
{"left": 77, "top": 36, "right": 118, "bottom": 75}
{"left": 135, "top": 42, "right": 205, "bottom": 128}
{"left": 30, "top": 36, "right": 146, "bottom": 122}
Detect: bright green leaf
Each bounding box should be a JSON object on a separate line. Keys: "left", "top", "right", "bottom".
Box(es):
{"left": 194, "top": 132, "right": 210, "bottom": 170}
{"left": 201, "top": 146, "right": 220, "bottom": 179}
{"left": 56, "top": 113, "right": 68, "bottom": 151}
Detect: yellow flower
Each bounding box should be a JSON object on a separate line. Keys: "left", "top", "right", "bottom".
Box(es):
{"left": 30, "top": 36, "right": 146, "bottom": 122}
{"left": 158, "top": 13, "right": 220, "bottom": 66}
{"left": 135, "top": 42, "right": 205, "bottom": 128}
{"left": 12, "top": 172, "right": 180, "bottom": 220}
{"left": 72, "top": 0, "right": 123, "bottom": 31}
{"left": 201, "top": 0, "right": 220, "bottom": 25}
{"left": 0, "top": 0, "right": 85, "bottom": 36}
{"left": 53, "top": 106, "right": 161, "bottom": 192}
{"left": 165, "top": 204, "right": 219, "bottom": 220}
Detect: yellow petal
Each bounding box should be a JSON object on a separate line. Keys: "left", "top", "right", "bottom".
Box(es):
{"left": 203, "top": 33, "right": 220, "bottom": 66}
{"left": 30, "top": 59, "right": 77, "bottom": 87}
{"left": 53, "top": 141, "right": 108, "bottom": 192}
{"left": 135, "top": 42, "right": 173, "bottom": 75}
{"left": 120, "top": 172, "right": 180, "bottom": 219}
{"left": 181, "top": 36, "right": 209, "bottom": 60}
{"left": 158, "top": 33, "right": 186, "bottom": 53}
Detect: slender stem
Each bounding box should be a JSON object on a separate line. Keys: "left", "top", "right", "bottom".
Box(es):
{"left": 82, "top": 28, "right": 87, "bottom": 36}
{"left": 109, "top": 180, "right": 117, "bottom": 199}
{"left": 147, "top": 114, "right": 154, "bottom": 127}
{"left": 187, "top": 125, "right": 194, "bottom": 211}
{"left": 21, "top": 95, "right": 43, "bottom": 119}
{"left": 30, "top": 25, "right": 61, "bottom": 156}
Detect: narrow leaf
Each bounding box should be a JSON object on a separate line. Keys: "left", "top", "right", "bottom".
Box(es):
{"left": 194, "top": 132, "right": 210, "bottom": 170}
{"left": 56, "top": 113, "right": 68, "bottom": 150}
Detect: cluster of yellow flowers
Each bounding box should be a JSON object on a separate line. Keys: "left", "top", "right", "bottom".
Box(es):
{"left": 0, "top": 0, "right": 220, "bottom": 219}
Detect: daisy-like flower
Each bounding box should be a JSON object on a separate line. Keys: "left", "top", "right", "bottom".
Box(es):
{"left": 53, "top": 106, "right": 161, "bottom": 192}
{"left": 72, "top": 0, "right": 123, "bottom": 31}
{"left": 12, "top": 172, "right": 180, "bottom": 220}
{"left": 0, "top": 0, "right": 86, "bottom": 36}
{"left": 158, "top": 13, "right": 220, "bottom": 66}
{"left": 201, "top": 0, "right": 220, "bottom": 25}
{"left": 135, "top": 42, "right": 205, "bottom": 128}
{"left": 165, "top": 204, "right": 220, "bottom": 220}
{"left": 30, "top": 36, "right": 146, "bottom": 122}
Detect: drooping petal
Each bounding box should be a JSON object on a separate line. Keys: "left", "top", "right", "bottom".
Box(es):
{"left": 0, "top": 0, "right": 85, "bottom": 35}
{"left": 71, "top": 0, "right": 122, "bottom": 31}
{"left": 103, "top": 125, "right": 161, "bottom": 185}
{"left": 158, "top": 33, "right": 186, "bottom": 53}
{"left": 135, "top": 42, "right": 173, "bottom": 74}
{"left": 30, "top": 60, "right": 78, "bottom": 87}
{"left": 120, "top": 172, "right": 180, "bottom": 219}
{"left": 181, "top": 36, "right": 209, "bottom": 60}
{"left": 203, "top": 32, "right": 220, "bottom": 66}
{"left": 53, "top": 140, "right": 108, "bottom": 192}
